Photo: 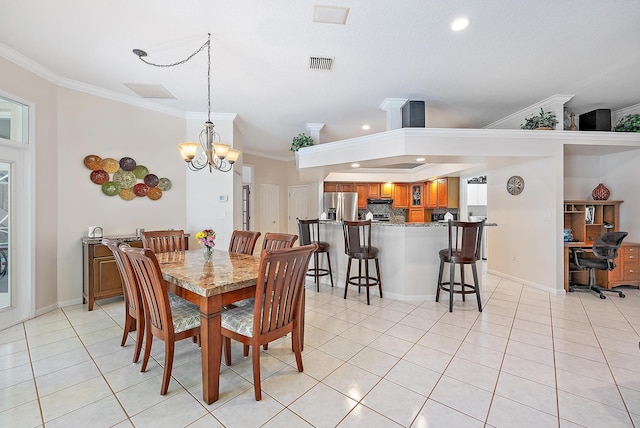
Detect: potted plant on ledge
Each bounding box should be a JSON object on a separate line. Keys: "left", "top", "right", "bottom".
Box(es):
{"left": 520, "top": 108, "right": 558, "bottom": 130}
{"left": 290, "top": 133, "right": 314, "bottom": 152}
{"left": 614, "top": 114, "right": 640, "bottom": 132}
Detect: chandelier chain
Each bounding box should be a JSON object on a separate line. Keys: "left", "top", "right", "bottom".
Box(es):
{"left": 136, "top": 35, "right": 210, "bottom": 69}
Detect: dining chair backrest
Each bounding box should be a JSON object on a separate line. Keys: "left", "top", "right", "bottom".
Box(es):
{"left": 297, "top": 218, "right": 321, "bottom": 246}
{"left": 102, "top": 238, "right": 143, "bottom": 318}
{"left": 121, "top": 245, "right": 174, "bottom": 337}
{"left": 342, "top": 220, "right": 373, "bottom": 256}
{"left": 262, "top": 232, "right": 298, "bottom": 252}
{"left": 103, "top": 238, "right": 147, "bottom": 362}
{"left": 141, "top": 229, "right": 185, "bottom": 254}
{"left": 254, "top": 243, "right": 317, "bottom": 338}
{"left": 228, "top": 230, "right": 262, "bottom": 255}
{"left": 446, "top": 220, "right": 484, "bottom": 263}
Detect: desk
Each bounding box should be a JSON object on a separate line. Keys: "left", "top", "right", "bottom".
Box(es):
{"left": 564, "top": 242, "right": 640, "bottom": 291}
{"left": 156, "top": 249, "right": 261, "bottom": 404}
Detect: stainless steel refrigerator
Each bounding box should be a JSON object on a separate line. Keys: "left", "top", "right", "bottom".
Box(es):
{"left": 323, "top": 192, "right": 358, "bottom": 221}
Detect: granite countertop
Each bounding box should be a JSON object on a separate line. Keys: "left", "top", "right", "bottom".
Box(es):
{"left": 319, "top": 220, "right": 497, "bottom": 227}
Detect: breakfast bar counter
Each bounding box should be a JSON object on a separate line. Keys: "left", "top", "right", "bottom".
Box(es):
{"left": 318, "top": 220, "right": 495, "bottom": 300}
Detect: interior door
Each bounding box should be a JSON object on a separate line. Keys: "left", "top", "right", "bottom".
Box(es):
{"left": 288, "top": 185, "right": 310, "bottom": 235}
{"left": 258, "top": 183, "right": 280, "bottom": 238}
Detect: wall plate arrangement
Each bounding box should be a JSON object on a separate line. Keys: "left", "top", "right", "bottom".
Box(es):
{"left": 84, "top": 155, "right": 172, "bottom": 201}
{"left": 506, "top": 175, "right": 524, "bottom": 195}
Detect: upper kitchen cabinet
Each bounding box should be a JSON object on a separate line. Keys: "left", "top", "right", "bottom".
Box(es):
{"left": 367, "top": 183, "right": 381, "bottom": 198}
{"left": 356, "top": 183, "right": 368, "bottom": 209}
{"left": 467, "top": 183, "right": 487, "bottom": 205}
{"left": 324, "top": 182, "right": 356, "bottom": 192}
{"left": 380, "top": 183, "right": 393, "bottom": 198}
{"left": 411, "top": 183, "right": 423, "bottom": 207}
{"left": 426, "top": 177, "right": 460, "bottom": 208}
{"left": 393, "top": 184, "right": 409, "bottom": 208}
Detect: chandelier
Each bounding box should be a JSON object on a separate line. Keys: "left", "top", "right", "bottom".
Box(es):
{"left": 133, "top": 34, "right": 240, "bottom": 172}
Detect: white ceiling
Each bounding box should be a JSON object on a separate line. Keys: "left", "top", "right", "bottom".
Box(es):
{"left": 1, "top": 1, "right": 639, "bottom": 159}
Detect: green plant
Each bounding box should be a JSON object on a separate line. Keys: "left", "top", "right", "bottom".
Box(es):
{"left": 614, "top": 114, "right": 640, "bottom": 132}
{"left": 520, "top": 108, "right": 558, "bottom": 130}
{"left": 289, "top": 133, "right": 314, "bottom": 152}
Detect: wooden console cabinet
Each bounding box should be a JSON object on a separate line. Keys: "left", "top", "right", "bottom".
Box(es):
{"left": 82, "top": 236, "right": 189, "bottom": 310}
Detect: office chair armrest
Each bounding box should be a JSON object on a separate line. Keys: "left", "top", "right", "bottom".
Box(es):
{"left": 570, "top": 248, "right": 586, "bottom": 267}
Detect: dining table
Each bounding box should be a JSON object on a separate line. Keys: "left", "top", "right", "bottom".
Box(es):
{"left": 155, "top": 248, "right": 262, "bottom": 404}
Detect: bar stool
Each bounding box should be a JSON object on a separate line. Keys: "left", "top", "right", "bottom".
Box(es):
{"left": 297, "top": 218, "right": 334, "bottom": 291}
{"left": 436, "top": 220, "right": 485, "bottom": 312}
{"left": 342, "top": 220, "right": 382, "bottom": 305}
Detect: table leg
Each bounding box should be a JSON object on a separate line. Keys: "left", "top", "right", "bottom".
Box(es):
{"left": 199, "top": 294, "right": 223, "bottom": 405}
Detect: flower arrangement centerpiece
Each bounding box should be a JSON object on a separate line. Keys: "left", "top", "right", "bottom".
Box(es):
{"left": 196, "top": 228, "right": 216, "bottom": 262}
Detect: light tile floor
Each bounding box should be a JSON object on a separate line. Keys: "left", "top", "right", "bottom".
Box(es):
{"left": 1, "top": 268, "right": 640, "bottom": 427}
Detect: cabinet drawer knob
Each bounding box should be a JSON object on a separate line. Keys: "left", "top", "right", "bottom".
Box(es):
{"left": 630, "top": 256, "right": 635, "bottom": 259}
{"left": 629, "top": 270, "right": 635, "bottom": 273}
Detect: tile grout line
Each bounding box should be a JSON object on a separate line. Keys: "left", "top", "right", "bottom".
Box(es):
{"left": 21, "top": 322, "right": 45, "bottom": 427}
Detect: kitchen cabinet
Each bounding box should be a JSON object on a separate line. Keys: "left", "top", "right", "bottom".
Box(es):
{"left": 410, "top": 183, "right": 423, "bottom": 207}
{"left": 380, "top": 183, "right": 393, "bottom": 198}
{"left": 356, "top": 183, "right": 368, "bottom": 209}
{"left": 408, "top": 207, "right": 426, "bottom": 223}
{"left": 82, "top": 236, "right": 189, "bottom": 310}
{"left": 467, "top": 183, "right": 487, "bottom": 206}
{"left": 426, "top": 177, "right": 460, "bottom": 208}
{"left": 393, "top": 184, "right": 409, "bottom": 208}
{"left": 367, "top": 183, "right": 381, "bottom": 198}
{"left": 324, "top": 182, "right": 356, "bottom": 192}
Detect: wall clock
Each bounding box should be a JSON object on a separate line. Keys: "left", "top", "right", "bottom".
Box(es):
{"left": 506, "top": 175, "right": 524, "bottom": 195}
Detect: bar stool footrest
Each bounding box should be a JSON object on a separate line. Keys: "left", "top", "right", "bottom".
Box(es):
{"left": 347, "top": 276, "right": 380, "bottom": 288}
{"left": 438, "top": 281, "right": 479, "bottom": 295}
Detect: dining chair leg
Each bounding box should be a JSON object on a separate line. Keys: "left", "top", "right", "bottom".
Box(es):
{"left": 132, "top": 316, "right": 144, "bottom": 363}
{"left": 160, "top": 340, "right": 175, "bottom": 395}
{"left": 243, "top": 344, "right": 249, "bottom": 356}
{"left": 449, "top": 262, "right": 455, "bottom": 312}
{"left": 292, "top": 322, "right": 304, "bottom": 372}
{"left": 436, "top": 260, "right": 444, "bottom": 302}
{"left": 140, "top": 323, "right": 153, "bottom": 373}
{"left": 121, "top": 311, "right": 133, "bottom": 347}
{"left": 326, "top": 252, "right": 334, "bottom": 287}
{"left": 344, "top": 257, "right": 352, "bottom": 299}
{"left": 375, "top": 258, "right": 382, "bottom": 298}
{"left": 252, "top": 343, "right": 262, "bottom": 401}
{"left": 314, "top": 252, "right": 320, "bottom": 292}
{"left": 460, "top": 264, "right": 466, "bottom": 302}
{"left": 472, "top": 262, "right": 482, "bottom": 312}
{"left": 365, "top": 259, "right": 371, "bottom": 305}
{"left": 223, "top": 337, "right": 232, "bottom": 366}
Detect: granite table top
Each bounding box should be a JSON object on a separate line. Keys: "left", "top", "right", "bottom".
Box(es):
{"left": 156, "top": 249, "right": 261, "bottom": 298}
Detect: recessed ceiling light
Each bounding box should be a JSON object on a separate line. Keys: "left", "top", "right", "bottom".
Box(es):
{"left": 416, "top": 157, "right": 425, "bottom": 161}
{"left": 351, "top": 163, "right": 360, "bottom": 168}
{"left": 451, "top": 17, "right": 471, "bottom": 31}
{"left": 362, "top": 125, "right": 370, "bottom": 130}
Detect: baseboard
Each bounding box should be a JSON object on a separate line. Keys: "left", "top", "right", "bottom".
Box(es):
{"left": 487, "top": 269, "right": 565, "bottom": 295}
{"left": 34, "top": 302, "right": 60, "bottom": 317}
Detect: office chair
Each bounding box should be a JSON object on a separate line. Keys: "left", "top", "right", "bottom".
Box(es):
{"left": 570, "top": 231, "right": 628, "bottom": 299}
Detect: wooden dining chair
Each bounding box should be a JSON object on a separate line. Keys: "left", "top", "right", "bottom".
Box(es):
{"left": 140, "top": 229, "right": 186, "bottom": 254}
{"left": 102, "top": 238, "right": 145, "bottom": 363}
{"left": 221, "top": 243, "right": 317, "bottom": 400}
{"left": 121, "top": 245, "right": 201, "bottom": 395}
{"left": 262, "top": 232, "right": 298, "bottom": 252}
{"left": 228, "top": 230, "right": 261, "bottom": 255}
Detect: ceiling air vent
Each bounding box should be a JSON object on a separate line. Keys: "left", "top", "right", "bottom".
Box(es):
{"left": 309, "top": 56, "right": 334, "bottom": 71}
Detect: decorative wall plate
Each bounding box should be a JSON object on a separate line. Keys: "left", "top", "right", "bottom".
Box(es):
{"left": 133, "top": 165, "right": 149, "bottom": 179}
{"left": 133, "top": 183, "right": 149, "bottom": 197}
{"left": 144, "top": 174, "right": 159, "bottom": 187}
{"left": 101, "top": 181, "right": 120, "bottom": 196}
{"left": 113, "top": 170, "right": 137, "bottom": 189}
{"left": 119, "top": 157, "right": 137, "bottom": 171}
{"left": 147, "top": 187, "right": 162, "bottom": 200}
{"left": 84, "top": 155, "right": 103, "bottom": 170}
{"left": 119, "top": 188, "right": 136, "bottom": 200}
{"left": 157, "top": 177, "right": 172, "bottom": 191}
{"left": 90, "top": 169, "right": 109, "bottom": 185}
{"left": 102, "top": 158, "right": 120, "bottom": 173}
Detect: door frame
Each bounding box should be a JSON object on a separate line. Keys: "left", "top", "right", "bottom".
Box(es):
{"left": 0, "top": 90, "right": 35, "bottom": 328}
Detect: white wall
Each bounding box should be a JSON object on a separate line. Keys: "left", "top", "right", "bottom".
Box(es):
{"left": 488, "top": 155, "right": 564, "bottom": 293}
{"left": 601, "top": 149, "right": 640, "bottom": 242}
{"left": 57, "top": 88, "right": 186, "bottom": 306}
